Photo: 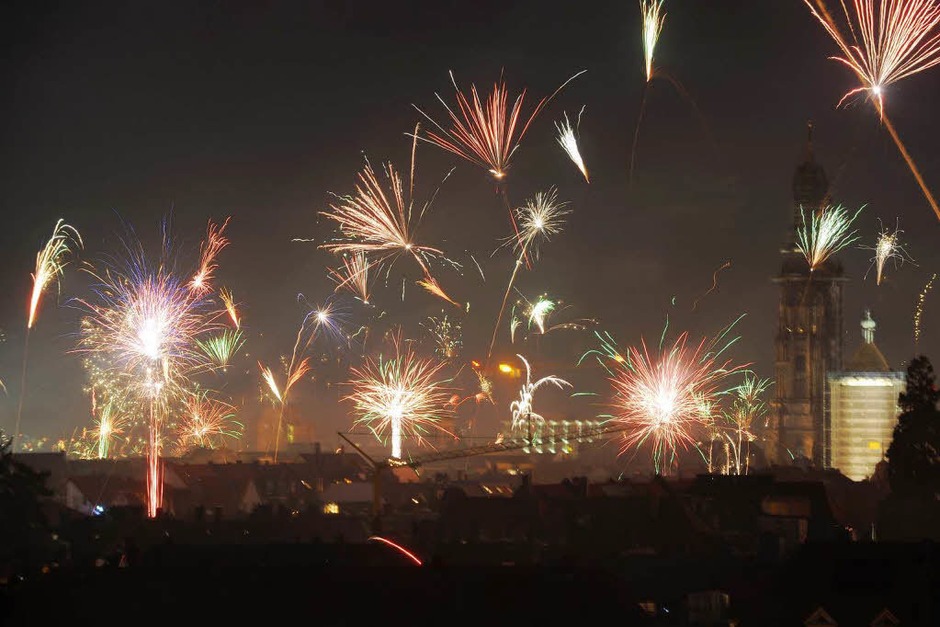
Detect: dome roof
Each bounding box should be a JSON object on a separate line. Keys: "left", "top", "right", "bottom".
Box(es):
{"left": 845, "top": 342, "right": 890, "bottom": 372}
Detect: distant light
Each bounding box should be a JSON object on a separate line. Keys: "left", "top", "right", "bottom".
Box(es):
{"left": 499, "top": 363, "right": 513, "bottom": 374}
{"left": 93, "top": 505, "right": 105, "bottom": 516}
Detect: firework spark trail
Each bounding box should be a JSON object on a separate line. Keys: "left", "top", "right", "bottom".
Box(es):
{"left": 328, "top": 252, "right": 372, "bottom": 304}
{"left": 864, "top": 219, "right": 914, "bottom": 284}
{"left": 189, "top": 217, "right": 231, "bottom": 295}
{"left": 692, "top": 260, "right": 732, "bottom": 311}
{"left": 796, "top": 204, "right": 865, "bottom": 271}
{"left": 641, "top": 0, "right": 667, "bottom": 83}
{"left": 486, "top": 189, "right": 570, "bottom": 361}
{"left": 197, "top": 329, "right": 245, "bottom": 371}
{"left": 177, "top": 392, "right": 243, "bottom": 451}
{"left": 15, "top": 220, "right": 83, "bottom": 450}
{"left": 914, "top": 272, "right": 937, "bottom": 347}
{"left": 28, "top": 220, "right": 83, "bottom": 330}
{"left": 417, "top": 275, "right": 460, "bottom": 307}
{"left": 413, "top": 69, "right": 584, "bottom": 262}
{"left": 344, "top": 333, "right": 454, "bottom": 460}
{"left": 527, "top": 297, "right": 557, "bottom": 334}
{"left": 422, "top": 312, "right": 463, "bottom": 360}
{"left": 74, "top": 220, "right": 226, "bottom": 516}
{"left": 314, "top": 158, "right": 460, "bottom": 305}
{"left": 317, "top": 159, "right": 441, "bottom": 272}
{"left": 804, "top": 0, "right": 940, "bottom": 220}
{"left": 509, "top": 354, "right": 572, "bottom": 446}
{"left": 608, "top": 332, "right": 747, "bottom": 474}
{"left": 93, "top": 398, "right": 125, "bottom": 459}
{"left": 413, "top": 69, "right": 586, "bottom": 180}
{"left": 630, "top": 1, "right": 666, "bottom": 183}
{"left": 220, "top": 288, "right": 240, "bottom": 328}
{"left": 722, "top": 373, "right": 772, "bottom": 475}
{"left": 555, "top": 107, "right": 590, "bottom": 183}
{"left": 263, "top": 300, "right": 340, "bottom": 462}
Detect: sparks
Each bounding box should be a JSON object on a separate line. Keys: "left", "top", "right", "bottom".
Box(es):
{"left": 196, "top": 329, "right": 246, "bottom": 371}
{"left": 219, "top": 288, "right": 240, "bottom": 328}
{"left": 177, "top": 392, "right": 243, "bottom": 451}
{"left": 189, "top": 217, "right": 231, "bottom": 295}
{"left": 555, "top": 107, "right": 590, "bottom": 183}
{"left": 413, "top": 70, "right": 586, "bottom": 180}
{"left": 603, "top": 327, "right": 747, "bottom": 474}
{"left": 804, "top": 0, "right": 940, "bottom": 220}
{"left": 417, "top": 275, "right": 460, "bottom": 307}
{"left": 328, "top": 252, "right": 372, "bottom": 305}
{"left": 27, "top": 219, "right": 83, "bottom": 330}
{"left": 509, "top": 355, "right": 572, "bottom": 444}
{"left": 527, "top": 297, "right": 556, "bottom": 334}
{"left": 641, "top": 0, "right": 667, "bottom": 82}
{"left": 914, "top": 272, "right": 937, "bottom": 347}
{"left": 422, "top": 312, "right": 462, "bottom": 360}
{"left": 344, "top": 333, "right": 454, "bottom": 460}
{"left": 74, "top": 219, "right": 226, "bottom": 517}
{"left": 865, "top": 219, "right": 914, "bottom": 284}
{"left": 316, "top": 158, "right": 445, "bottom": 278}
{"left": 488, "top": 189, "right": 570, "bottom": 359}
{"left": 796, "top": 204, "right": 865, "bottom": 271}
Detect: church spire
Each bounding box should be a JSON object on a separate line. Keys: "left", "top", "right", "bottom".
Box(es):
{"left": 804, "top": 119, "right": 814, "bottom": 162}
{"left": 861, "top": 309, "right": 876, "bottom": 344}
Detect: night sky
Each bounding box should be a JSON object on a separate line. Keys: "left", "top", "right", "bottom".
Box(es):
{"left": 3, "top": 0, "right": 940, "bottom": 444}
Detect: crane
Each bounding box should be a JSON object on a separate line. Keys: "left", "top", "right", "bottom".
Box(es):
{"left": 337, "top": 421, "right": 631, "bottom": 529}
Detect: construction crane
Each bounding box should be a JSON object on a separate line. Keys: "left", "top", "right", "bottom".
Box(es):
{"left": 337, "top": 422, "right": 631, "bottom": 528}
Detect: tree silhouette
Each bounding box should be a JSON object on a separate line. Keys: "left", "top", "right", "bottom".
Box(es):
{"left": 886, "top": 356, "right": 940, "bottom": 495}
{"left": 898, "top": 355, "right": 940, "bottom": 413}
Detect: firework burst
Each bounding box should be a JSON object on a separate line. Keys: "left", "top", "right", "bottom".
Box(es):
{"left": 177, "top": 392, "right": 243, "bottom": 451}
{"left": 27, "top": 219, "right": 83, "bottom": 329}
{"left": 803, "top": 0, "right": 940, "bottom": 112}
{"left": 219, "top": 288, "right": 240, "bottom": 328}
{"left": 189, "top": 217, "right": 231, "bottom": 295}
{"left": 555, "top": 107, "right": 590, "bottom": 183}
{"left": 488, "top": 189, "right": 570, "bottom": 359}
{"left": 15, "top": 219, "right": 83, "bottom": 450}
{"left": 413, "top": 70, "right": 586, "bottom": 180}
{"left": 722, "top": 373, "right": 772, "bottom": 475}
{"left": 422, "top": 312, "right": 462, "bottom": 360}
{"left": 509, "top": 355, "right": 572, "bottom": 444}
{"left": 865, "top": 219, "right": 914, "bottom": 284}
{"left": 602, "top": 326, "right": 747, "bottom": 474}
{"left": 344, "top": 334, "right": 454, "bottom": 459}
{"left": 641, "top": 0, "right": 667, "bottom": 82}
{"left": 328, "top": 252, "right": 372, "bottom": 304}
{"left": 315, "top": 157, "right": 457, "bottom": 305}
{"left": 197, "top": 329, "right": 246, "bottom": 372}
{"left": 804, "top": 0, "right": 940, "bottom": 219}
{"left": 796, "top": 204, "right": 865, "bottom": 271}
{"left": 75, "top": 220, "right": 226, "bottom": 516}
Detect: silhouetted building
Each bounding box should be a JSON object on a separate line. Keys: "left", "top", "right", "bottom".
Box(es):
{"left": 771, "top": 121, "right": 846, "bottom": 466}
{"left": 827, "top": 310, "right": 905, "bottom": 480}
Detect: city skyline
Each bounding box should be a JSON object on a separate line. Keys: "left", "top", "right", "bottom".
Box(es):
{"left": 2, "top": 0, "right": 940, "bottom": 449}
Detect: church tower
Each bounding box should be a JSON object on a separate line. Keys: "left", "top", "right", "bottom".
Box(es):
{"left": 769, "top": 122, "right": 846, "bottom": 466}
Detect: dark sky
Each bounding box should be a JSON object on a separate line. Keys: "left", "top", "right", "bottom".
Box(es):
{"left": 3, "top": 0, "right": 940, "bottom": 444}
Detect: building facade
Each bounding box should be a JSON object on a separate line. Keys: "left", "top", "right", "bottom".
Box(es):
{"left": 827, "top": 311, "right": 905, "bottom": 481}
{"left": 770, "top": 122, "right": 846, "bottom": 466}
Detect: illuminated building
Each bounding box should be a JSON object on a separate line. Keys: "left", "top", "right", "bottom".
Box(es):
{"left": 826, "top": 310, "right": 905, "bottom": 481}
{"left": 770, "top": 122, "right": 846, "bottom": 466}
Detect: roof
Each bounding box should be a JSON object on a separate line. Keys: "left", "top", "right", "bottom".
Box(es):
{"left": 66, "top": 474, "right": 146, "bottom": 508}
{"left": 845, "top": 341, "right": 891, "bottom": 372}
